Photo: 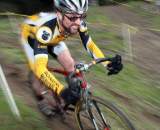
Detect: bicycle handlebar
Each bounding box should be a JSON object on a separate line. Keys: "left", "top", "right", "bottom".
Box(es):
{"left": 75, "top": 57, "right": 111, "bottom": 73}
{"left": 48, "top": 57, "right": 111, "bottom": 76}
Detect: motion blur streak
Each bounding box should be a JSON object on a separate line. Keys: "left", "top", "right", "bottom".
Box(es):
{"left": 0, "top": 65, "right": 22, "bottom": 121}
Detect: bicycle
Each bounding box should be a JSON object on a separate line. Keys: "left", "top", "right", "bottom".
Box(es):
{"left": 30, "top": 57, "right": 135, "bottom": 130}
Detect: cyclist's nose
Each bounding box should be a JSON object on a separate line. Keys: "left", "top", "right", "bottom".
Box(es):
{"left": 75, "top": 18, "right": 81, "bottom": 26}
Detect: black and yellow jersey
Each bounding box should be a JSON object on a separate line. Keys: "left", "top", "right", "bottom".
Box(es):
{"left": 21, "top": 12, "right": 106, "bottom": 95}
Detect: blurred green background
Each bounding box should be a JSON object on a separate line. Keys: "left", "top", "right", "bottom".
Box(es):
{"left": 0, "top": 0, "right": 160, "bottom": 130}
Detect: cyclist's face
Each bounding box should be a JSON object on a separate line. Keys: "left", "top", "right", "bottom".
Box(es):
{"left": 58, "top": 12, "right": 86, "bottom": 34}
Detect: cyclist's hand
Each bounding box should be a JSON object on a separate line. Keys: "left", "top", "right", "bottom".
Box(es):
{"left": 107, "top": 54, "right": 123, "bottom": 75}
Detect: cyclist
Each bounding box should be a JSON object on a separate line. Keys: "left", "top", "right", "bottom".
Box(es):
{"left": 21, "top": 0, "right": 123, "bottom": 116}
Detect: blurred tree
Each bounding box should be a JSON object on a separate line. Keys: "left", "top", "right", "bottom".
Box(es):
{"left": 0, "top": 0, "right": 54, "bottom": 15}
{"left": 97, "top": 0, "right": 107, "bottom": 6}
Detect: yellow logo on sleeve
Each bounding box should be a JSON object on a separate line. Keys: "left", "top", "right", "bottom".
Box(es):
{"left": 36, "top": 26, "right": 52, "bottom": 44}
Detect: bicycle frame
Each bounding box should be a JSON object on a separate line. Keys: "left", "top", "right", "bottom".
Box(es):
{"left": 48, "top": 57, "right": 111, "bottom": 109}
{"left": 47, "top": 58, "right": 135, "bottom": 130}
{"left": 48, "top": 65, "right": 102, "bottom": 129}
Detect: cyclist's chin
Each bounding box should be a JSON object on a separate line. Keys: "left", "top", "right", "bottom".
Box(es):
{"left": 70, "top": 28, "right": 79, "bottom": 35}
{"left": 70, "top": 31, "right": 78, "bottom": 35}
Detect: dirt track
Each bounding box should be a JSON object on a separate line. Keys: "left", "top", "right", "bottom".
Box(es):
{"left": 1, "top": 4, "right": 160, "bottom": 130}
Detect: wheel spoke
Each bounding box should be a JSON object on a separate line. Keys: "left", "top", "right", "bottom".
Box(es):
{"left": 75, "top": 97, "right": 135, "bottom": 130}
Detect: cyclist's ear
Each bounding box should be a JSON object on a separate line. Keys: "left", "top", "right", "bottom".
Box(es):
{"left": 56, "top": 11, "right": 63, "bottom": 20}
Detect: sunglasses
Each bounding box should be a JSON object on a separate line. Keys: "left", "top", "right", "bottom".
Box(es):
{"left": 64, "top": 14, "right": 87, "bottom": 22}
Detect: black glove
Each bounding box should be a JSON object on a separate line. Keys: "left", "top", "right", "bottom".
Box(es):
{"left": 107, "top": 55, "right": 123, "bottom": 75}
{"left": 60, "top": 72, "right": 82, "bottom": 105}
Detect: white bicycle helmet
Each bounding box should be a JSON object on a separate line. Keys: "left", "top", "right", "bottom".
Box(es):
{"left": 54, "top": 0, "right": 88, "bottom": 14}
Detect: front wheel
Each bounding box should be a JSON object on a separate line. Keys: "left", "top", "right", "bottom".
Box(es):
{"left": 75, "top": 96, "right": 135, "bottom": 130}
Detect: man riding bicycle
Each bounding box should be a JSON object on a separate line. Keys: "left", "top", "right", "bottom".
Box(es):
{"left": 21, "top": 0, "right": 123, "bottom": 116}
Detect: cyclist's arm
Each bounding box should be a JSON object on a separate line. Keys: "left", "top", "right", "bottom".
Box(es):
{"left": 33, "top": 40, "right": 64, "bottom": 95}
{"left": 79, "top": 21, "right": 108, "bottom": 66}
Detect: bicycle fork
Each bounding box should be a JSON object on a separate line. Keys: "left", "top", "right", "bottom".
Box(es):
{"left": 88, "top": 100, "right": 111, "bottom": 130}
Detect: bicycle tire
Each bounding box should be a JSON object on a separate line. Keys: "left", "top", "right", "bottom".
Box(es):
{"left": 75, "top": 96, "right": 135, "bottom": 130}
